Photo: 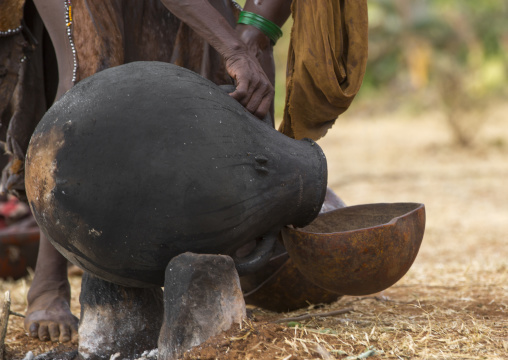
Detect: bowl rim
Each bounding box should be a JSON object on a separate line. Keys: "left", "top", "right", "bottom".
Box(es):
{"left": 284, "top": 202, "right": 425, "bottom": 236}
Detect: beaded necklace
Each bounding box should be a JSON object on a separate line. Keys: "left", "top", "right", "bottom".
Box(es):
{"left": 65, "top": 0, "right": 78, "bottom": 83}
{"left": 0, "top": 24, "right": 23, "bottom": 37}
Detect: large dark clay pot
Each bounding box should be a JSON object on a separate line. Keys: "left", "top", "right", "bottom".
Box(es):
{"left": 25, "top": 62, "right": 327, "bottom": 287}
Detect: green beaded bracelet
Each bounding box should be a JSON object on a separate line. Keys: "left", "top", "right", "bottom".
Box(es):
{"left": 237, "top": 11, "right": 283, "bottom": 45}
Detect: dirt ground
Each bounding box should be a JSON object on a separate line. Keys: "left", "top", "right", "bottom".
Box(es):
{"left": 1, "top": 103, "right": 507, "bottom": 359}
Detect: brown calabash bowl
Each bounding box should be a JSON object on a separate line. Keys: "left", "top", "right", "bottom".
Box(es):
{"left": 281, "top": 203, "right": 425, "bottom": 296}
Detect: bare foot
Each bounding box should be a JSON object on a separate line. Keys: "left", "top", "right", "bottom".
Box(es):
{"left": 25, "top": 279, "right": 79, "bottom": 343}
{"left": 24, "top": 232, "right": 79, "bottom": 343}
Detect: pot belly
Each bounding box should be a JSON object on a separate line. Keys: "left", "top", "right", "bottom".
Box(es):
{"left": 25, "top": 62, "right": 327, "bottom": 287}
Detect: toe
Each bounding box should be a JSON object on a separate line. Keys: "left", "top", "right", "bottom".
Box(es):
{"left": 71, "top": 331, "right": 79, "bottom": 344}
{"left": 71, "top": 325, "right": 79, "bottom": 344}
{"left": 59, "top": 324, "right": 71, "bottom": 343}
{"left": 38, "top": 324, "right": 50, "bottom": 341}
{"left": 48, "top": 323, "right": 60, "bottom": 342}
{"left": 28, "top": 322, "right": 39, "bottom": 338}
{"left": 71, "top": 320, "right": 79, "bottom": 344}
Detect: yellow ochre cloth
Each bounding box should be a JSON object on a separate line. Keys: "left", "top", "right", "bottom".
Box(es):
{"left": 279, "top": 0, "right": 368, "bottom": 140}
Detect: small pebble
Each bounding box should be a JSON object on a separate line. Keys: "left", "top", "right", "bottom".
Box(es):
{"left": 134, "top": 348, "right": 158, "bottom": 359}
{"left": 22, "top": 352, "right": 34, "bottom": 360}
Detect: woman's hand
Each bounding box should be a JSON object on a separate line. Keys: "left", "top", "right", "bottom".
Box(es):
{"left": 226, "top": 44, "right": 274, "bottom": 119}
{"left": 234, "top": 24, "right": 276, "bottom": 121}
{"left": 232, "top": 0, "right": 291, "bottom": 120}
{"left": 160, "top": 0, "right": 275, "bottom": 119}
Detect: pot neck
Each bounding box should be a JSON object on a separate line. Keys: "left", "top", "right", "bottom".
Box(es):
{"left": 288, "top": 138, "right": 328, "bottom": 228}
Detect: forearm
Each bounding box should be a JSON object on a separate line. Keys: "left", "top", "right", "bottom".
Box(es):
{"left": 237, "top": 0, "right": 292, "bottom": 50}
{"left": 34, "top": 0, "right": 74, "bottom": 99}
{"left": 159, "top": 0, "right": 282, "bottom": 119}
{"left": 236, "top": 0, "right": 292, "bottom": 86}
{"left": 159, "top": 0, "right": 247, "bottom": 61}
{"left": 243, "top": 0, "right": 292, "bottom": 27}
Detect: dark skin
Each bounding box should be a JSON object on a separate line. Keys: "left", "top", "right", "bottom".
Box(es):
{"left": 27, "top": 0, "right": 292, "bottom": 343}
{"left": 161, "top": 0, "right": 292, "bottom": 118}
{"left": 235, "top": 0, "right": 293, "bottom": 118}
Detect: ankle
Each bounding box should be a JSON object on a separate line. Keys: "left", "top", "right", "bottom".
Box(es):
{"left": 27, "top": 278, "right": 71, "bottom": 304}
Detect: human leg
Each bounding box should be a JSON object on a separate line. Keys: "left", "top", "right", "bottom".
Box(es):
{"left": 21, "top": 0, "right": 78, "bottom": 343}
{"left": 25, "top": 233, "right": 78, "bottom": 342}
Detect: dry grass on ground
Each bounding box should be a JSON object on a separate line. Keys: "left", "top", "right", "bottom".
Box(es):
{"left": 1, "top": 104, "right": 507, "bottom": 359}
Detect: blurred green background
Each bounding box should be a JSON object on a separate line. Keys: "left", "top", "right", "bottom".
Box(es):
{"left": 238, "top": 0, "right": 508, "bottom": 147}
